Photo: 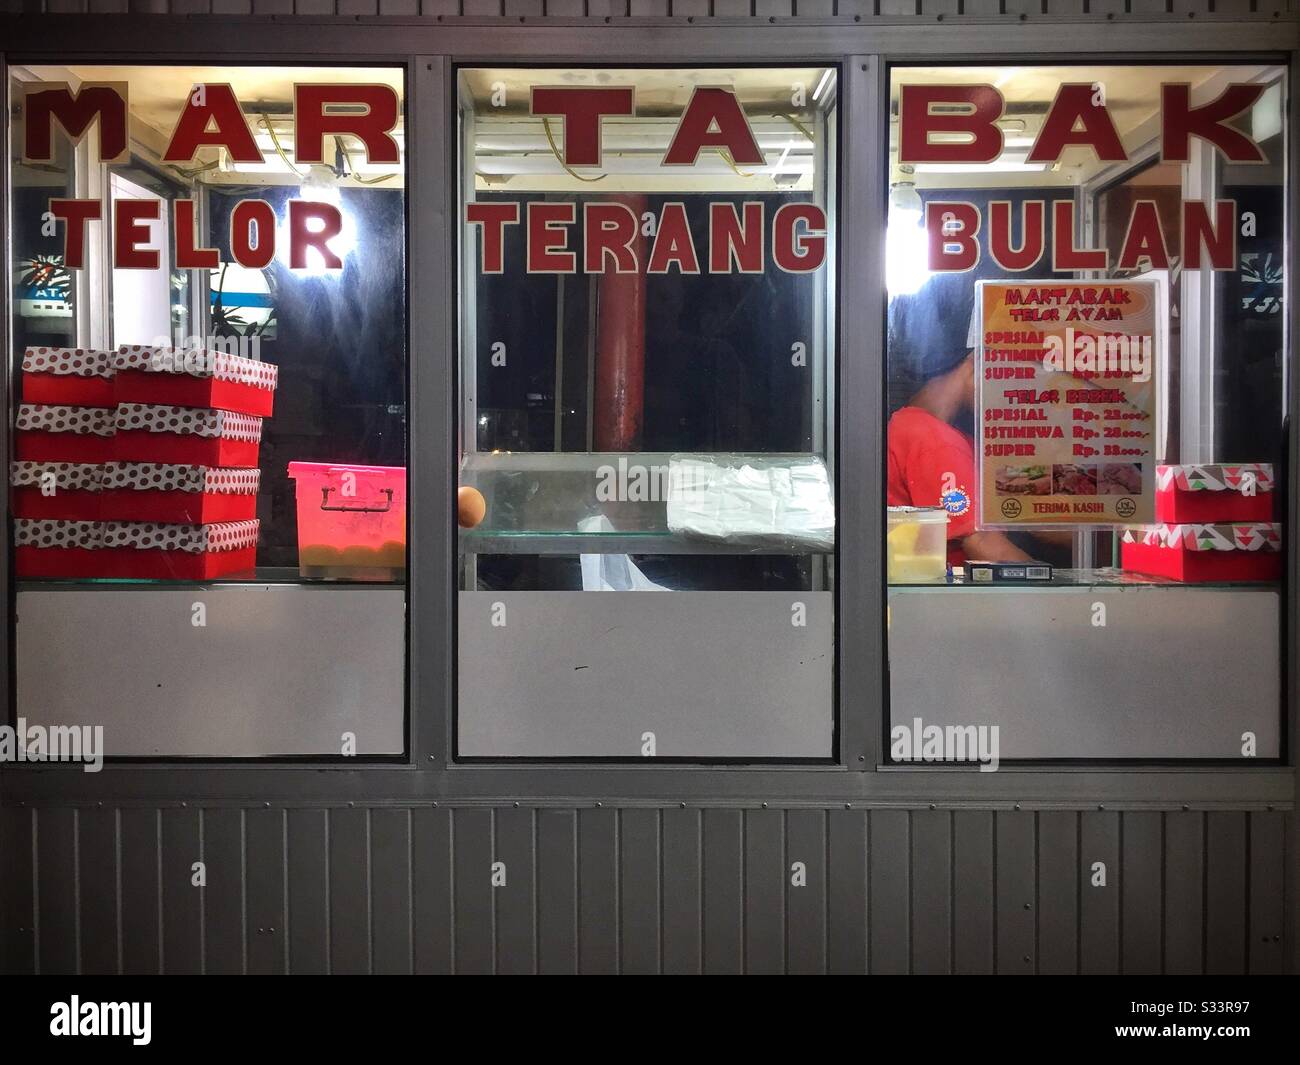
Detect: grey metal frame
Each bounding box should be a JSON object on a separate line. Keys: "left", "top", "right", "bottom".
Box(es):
{"left": 0, "top": 15, "right": 1294, "bottom": 820}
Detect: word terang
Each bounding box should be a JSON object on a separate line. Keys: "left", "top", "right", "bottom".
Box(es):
{"left": 467, "top": 200, "right": 826, "bottom": 275}
{"left": 25, "top": 81, "right": 399, "bottom": 270}
{"left": 903, "top": 81, "right": 1270, "bottom": 273}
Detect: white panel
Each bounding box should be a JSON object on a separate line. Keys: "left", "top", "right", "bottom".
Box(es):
{"left": 888, "top": 585, "right": 1280, "bottom": 759}
{"left": 16, "top": 585, "right": 405, "bottom": 756}
{"left": 458, "top": 590, "right": 834, "bottom": 758}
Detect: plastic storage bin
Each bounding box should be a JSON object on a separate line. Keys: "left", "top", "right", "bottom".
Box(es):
{"left": 287, "top": 462, "right": 406, "bottom": 580}
{"left": 887, "top": 505, "right": 949, "bottom": 583}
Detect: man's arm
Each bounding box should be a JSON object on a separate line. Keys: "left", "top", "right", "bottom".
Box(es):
{"left": 961, "top": 529, "right": 1033, "bottom": 562}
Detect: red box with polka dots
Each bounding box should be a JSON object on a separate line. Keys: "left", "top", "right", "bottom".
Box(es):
{"left": 98, "top": 463, "right": 260, "bottom": 524}
{"left": 97, "top": 520, "right": 260, "bottom": 579}
{"left": 112, "top": 346, "right": 278, "bottom": 418}
{"left": 112, "top": 404, "right": 262, "bottom": 467}
{"left": 10, "top": 462, "right": 103, "bottom": 521}
{"left": 14, "top": 404, "right": 115, "bottom": 464}
{"left": 21, "top": 347, "right": 115, "bottom": 408}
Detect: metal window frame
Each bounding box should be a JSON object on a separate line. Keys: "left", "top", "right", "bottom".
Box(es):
{"left": 0, "top": 16, "right": 1294, "bottom": 813}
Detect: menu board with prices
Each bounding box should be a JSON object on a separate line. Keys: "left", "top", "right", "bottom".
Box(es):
{"left": 975, "top": 279, "right": 1160, "bottom": 529}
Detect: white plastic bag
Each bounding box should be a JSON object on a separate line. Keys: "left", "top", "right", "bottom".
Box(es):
{"left": 577, "top": 514, "right": 669, "bottom": 591}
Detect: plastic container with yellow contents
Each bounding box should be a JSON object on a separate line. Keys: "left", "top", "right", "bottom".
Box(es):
{"left": 887, "top": 505, "right": 949, "bottom": 583}
{"left": 288, "top": 462, "right": 406, "bottom": 580}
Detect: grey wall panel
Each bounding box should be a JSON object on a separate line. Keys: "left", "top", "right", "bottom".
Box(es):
{"left": 1163, "top": 811, "right": 1205, "bottom": 975}
{"left": 535, "top": 809, "right": 577, "bottom": 974}
{"left": 950, "top": 810, "right": 993, "bottom": 975}
{"left": 826, "top": 809, "right": 867, "bottom": 974}
{"left": 0, "top": 802, "right": 1290, "bottom": 974}
{"left": 743, "top": 808, "right": 785, "bottom": 974}
{"left": 36, "top": 806, "right": 77, "bottom": 974}
{"left": 11, "top": 0, "right": 1289, "bottom": 11}
{"left": 245, "top": 807, "right": 285, "bottom": 975}
{"left": 1204, "top": 811, "right": 1247, "bottom": 975}
{"left": 161, "top": 807, "right": 202, "bottom": 975}
{"left": 1121, "top": 812, "right": 1163, "bottom": 975}
{"left": 286, "top": 809, "right": 328, "bottom": 975}
{"left": 77, "top": 806, "right": 118, "bottom": 975}
{"left": 0, "top": 807, "right": 35, "bottom": 975}
{"left": 412, "top": 807, "right": 453, "bottom": 975}
{"left": 493, "top": 806, "right": 536, "bottom": 975}
{"left": 577, "top": 807, "right": 619, "bottom": 974}
{"left": 889, "top": 587, "right": 1281, "bottom": 760}
{"left": 1078, "top": 811, "right": 1120, "bottom": 975}
{"left": 327, "top": 807, "right": 371, "bottom": 974}
{"left": 452, "top": 807, "right": 494, "bottom": 973}
{"left": 619, "top": 808, "right": 661, "bottom": 975}
{"left": 701, "top": 808, "right": 743, "bottom": 974}
{"left": 370, "top": 808, "right": 412, "bottom": 974}
{"left": 660, "top": 807, "right": 702, "bottom": 975}
{"left": 868, "top": 809, "right": 908, "bottom": 974}
{"left": 118, "top": 808, "right": 160, "bottom": 975}
{"left": 909, "top": 810, "right": 951, "bottom": 975}
{"left": 994, "top": 811, "right": 1035, "bottom": 974}
{"left": 16, "top": 586, "right": 404, "bottom": 758}
{"left": 1249, "top": 811, "right": 1286, "bottom": 974}
{"left": 1036, "top": 811, "right": 1079, "bottom": 975}
{"left": 785, "top": 808, "right": 826, "bottom": 975}
{"left": 458, "top": 591, "right": 833, "bottom": 758}
{"left": 205, "top": 807, "right": 245, "bottom": 974}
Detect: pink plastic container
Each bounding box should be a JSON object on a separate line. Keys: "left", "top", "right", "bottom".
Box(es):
{"left": 287, "top": 462, "right": 406, "bottom": 580}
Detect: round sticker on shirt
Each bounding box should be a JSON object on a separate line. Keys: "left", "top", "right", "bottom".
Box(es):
{"left": 941, "top": 485, "right": 971, "bottom": 517}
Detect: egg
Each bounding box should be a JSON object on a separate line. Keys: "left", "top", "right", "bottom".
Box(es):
{"left": 457, "top": 485, "right": 487, "bottom": 529}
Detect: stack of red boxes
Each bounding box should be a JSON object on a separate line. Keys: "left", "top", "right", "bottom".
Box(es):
{"left": 13, "top": 347, "right": 116, "bottom": 577}
{"left": 1120, "top": 463, "right": 1281, "bottom": 582}
{"left": 11, "top": 344, "right": 276, "bottom": 580}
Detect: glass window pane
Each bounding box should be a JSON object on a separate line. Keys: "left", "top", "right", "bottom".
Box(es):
{"left": 457, "top": 66, "right": 837, "bottom": 760}
{"left": 8, "top": 64, "right": 408, "bottom": 759}
{"left": 885, "top": 64, "right": 1288, "bottom": 763}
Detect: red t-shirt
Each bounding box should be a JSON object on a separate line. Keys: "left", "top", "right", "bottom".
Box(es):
{"left": 887, "top": 406, "right": 979, "bottom": 564}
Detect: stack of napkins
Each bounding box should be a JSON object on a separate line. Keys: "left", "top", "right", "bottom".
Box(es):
{"left": 665, "top": 454, "right": 835, "bottom": 551}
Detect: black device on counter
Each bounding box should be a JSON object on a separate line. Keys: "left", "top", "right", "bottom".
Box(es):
{"left": 963, "top": 559, "right": 1053, "bottom": 583}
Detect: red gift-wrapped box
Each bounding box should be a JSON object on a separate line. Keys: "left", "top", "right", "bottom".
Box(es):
{"left": 98, "top": 519, "right": 259, "bottom": 579}
{"left": 99, "top": 462, "right": 260, "bottom": 523}
{"left": 22, "top": 346, "right": 115, "bottom": 407}
{"left": 1121, "top": 522, "right": 1282, "bottom": 582}
{"left": 113, "top": 345, "right": 278, "bottom": 417}
{"left": 13, "top": 519, "right": 105, "bottom": 578}
{"left": 112, "top": 404, "right": 262, "bottom": 467}
{"left": 1155, "top": 464, "right": 1274, "bottom": 523}
{"left": 14, "top": 404, "right": 115, "bottom": 463}
{"left": 10, "top": 461, "right": 103, "bottom": 520}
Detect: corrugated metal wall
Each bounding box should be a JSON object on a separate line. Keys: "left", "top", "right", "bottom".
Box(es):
{"left": 0, "top": 1, "right": 1296, "bottom": 18}
{"left": 0, "top": 804, "right": 1287, "bottom": 974}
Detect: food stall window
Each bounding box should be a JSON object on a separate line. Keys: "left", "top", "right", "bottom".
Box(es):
{"left": 456, "top": 67, "right": 838, "bottom": 760}
{"left": 7, "top": 65, "right": 408, "bottom": 759}
{"left": 885, "top": 64, "right": 1288, "bottom": 763}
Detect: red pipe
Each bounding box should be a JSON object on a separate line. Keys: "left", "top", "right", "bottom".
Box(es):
{"left": 593, "top": 194, "right": 648, "bottom": 451}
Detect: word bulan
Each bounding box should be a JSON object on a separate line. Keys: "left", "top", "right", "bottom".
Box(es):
{"left": 25, "top": 81, "right": 399, "bottom": 270}
{"left": 902, "top": 81, "right": 1270, "bottom": 273}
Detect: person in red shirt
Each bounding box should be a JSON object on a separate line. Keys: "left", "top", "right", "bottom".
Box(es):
{"left": 887, "top": 290, "right": 1029, "bottom": 566}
